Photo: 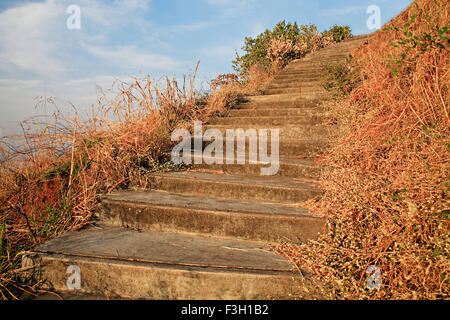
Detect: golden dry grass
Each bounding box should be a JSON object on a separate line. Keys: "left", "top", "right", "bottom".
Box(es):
{"left": 276, "top": 0, "right": 449, "bottom": 299}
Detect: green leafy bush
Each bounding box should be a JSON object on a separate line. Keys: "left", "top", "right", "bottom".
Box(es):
{"left": 232, "top": 21, "right": 302, "bottom": 76}
{"left": 323, "top": 25, "right": 352, "bottom": 42}
{"left": 233, "top": 21, "right": 352, "bottom": 78}
{"left": 321, "top": 61, "right": 357, "bottom": 98}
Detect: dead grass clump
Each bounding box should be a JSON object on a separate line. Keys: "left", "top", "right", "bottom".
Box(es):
{"left": 276, "top": 0, "right": 449, "bottom": 299}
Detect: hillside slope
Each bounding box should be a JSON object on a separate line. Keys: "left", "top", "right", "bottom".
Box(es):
{"left": 277, "top": 0, "right": 449, "bottom": 299}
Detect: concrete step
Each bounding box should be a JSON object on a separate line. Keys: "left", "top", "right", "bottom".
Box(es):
{"left": 209, "top": 114, "right": 325, "bottom": 126}
{"left": 185, "top": 137, "right": 329, "bottom": 157}
{"left": 268, "top": 78, "right": 323, "bottom": 84}
{"left": 100, "top": 190, "right": 325, "bottom": 242}
{"left": 262, "top": 87, "right": 326, "bottom": 96}
{"left": 227, "top": 107, "right": 327, "bottom": 117}
{"left": 22, "top": 225, "right": 322, "bottom": 299}
{"left": 266, "top": 80, "right": 322, "bottom": 89}
{"left": 239, "top": 95, "right": 327, "bottom": 108}
{"left": 191, "top": 155, "right": 321, "bottom": 179}
{"left": 277, "top": 70, "right": 324, "bottom": 76}
{"left": 273, "top": 74, "right": 322, "bottom": 81}
{"left": 147, "top": 171, "right": 322, "bottom": 203}
{"left": 280, "top": 66, "right": 323, "bottom": 71}
{"left": 202, "top": 124, "right": 334, "bottom": 140}
{"left": 243, "top": 93, "right": 321, "bottom": 103}
{"left": 178, "top": 136, "right": 329, "bottom": 157}
{"left": 290, "top": 54, "right": 349, "bottom": 63}
{"left": 236, "top": 99, "right": 321, "bottom": 109}
{"left": 288, "top": 58, "right": 347, "bottom": 67}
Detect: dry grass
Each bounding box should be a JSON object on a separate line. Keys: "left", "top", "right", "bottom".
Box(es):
{"left": 0, "top": 62, "right": 273, "bottom": 299}
{"left": 276, "top": 0, "right": 449, "bottom": 299}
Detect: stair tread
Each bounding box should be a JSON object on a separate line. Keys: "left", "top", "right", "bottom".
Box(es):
{"left": 242, "top": 93, "right": 324, "bottom": 101}
{"left": 187, "top": 151, "right": 319, "bottom": 164}
{"left": 34, "top": 224, "right": 296, "bottom": 273}
{"left": 150, "top": 170, "right": 319, "bottom": 190}
{"left": 104, "top": 189, "right": 318, "bottom": 218}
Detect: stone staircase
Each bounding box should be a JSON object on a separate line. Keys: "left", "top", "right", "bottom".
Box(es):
{"left": 22, "top": 35, "right": 370, "bottom": 299}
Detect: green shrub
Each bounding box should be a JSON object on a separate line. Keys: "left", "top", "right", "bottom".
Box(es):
{"left": 321, "top": 61, "right": 357, "bottom": 98}
{"left": 232, "top": 21, "right": 304, "bottom": 76}
{"left": 323, "top": 25, "right": 352, "bottom": 42}
{"left": 233, "top": 21, "right": 352, "bottom": 78}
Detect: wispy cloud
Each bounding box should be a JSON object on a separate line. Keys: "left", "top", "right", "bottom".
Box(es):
{"left": 0, "top": 0, "right": 157, "bottom": 77}
{"left": 0, "top": 1, "right": 68, "bottom": 77}
{"left": 0, "top": 79, "right": 44, "bottom": 89}
{"left": 171, "top": 22, "right": 210, "bottom": 32}
{"left": 320, "top": 6, "right": 366, "bottom": 17}
{"left": 200, "top": 45, "right": 236, "bottom": 58}
{"left": 204, "top": 0, "right": 256, "bottom": 16}
{"left": 80, "top": 43, "right": 180, "bottom": 71}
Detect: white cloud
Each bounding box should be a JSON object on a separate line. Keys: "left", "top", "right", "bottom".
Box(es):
{"left": 113, "top": 0, "right": 152, "bottom": 10}
{"left": 171, "top": 22, "right": 210, "bottom": 32}
{"left": 80, "top": 43, "right": 179, "bottom": 71}
{"left": 320, "top": 6, "right": 366, "bottom": 17}
{"left": 0, "top": 79, "right": 44, "bottom": 89}
{"left": 79, "top": 0, "right": 152, "bottom": 28}
{"left": 200, "top": 45, "right": 236, "bottom": 59}
{"left": 0, "top": 74, "right": 123, "bottom": 133}
{"left": 62, "top": 75, "right": 117, "bottom": 87}
{"left": 0, "top": 0, "right": 156, "bottom": 77}
{"left": 204, "top": 0, "right": 255, "bottom": 16}
{"left": 0, "top": 1, "right": 68, "bottom": 76}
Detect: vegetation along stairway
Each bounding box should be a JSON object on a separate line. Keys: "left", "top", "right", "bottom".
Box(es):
{"left": 22, "top": 35, "right": 370, "bottom": 299}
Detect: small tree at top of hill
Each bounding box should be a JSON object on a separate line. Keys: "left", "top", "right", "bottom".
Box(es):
{"left": 232, "top": 20, "right": 352, "bottom": 78}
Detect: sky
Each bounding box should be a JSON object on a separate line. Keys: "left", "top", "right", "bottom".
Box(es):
{"left": 0, "top": 0, "right": 414, "bottom": 135}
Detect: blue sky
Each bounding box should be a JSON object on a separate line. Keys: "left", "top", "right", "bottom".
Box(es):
{"left": 0, "top": 0, "right": 413, "bottom": 135}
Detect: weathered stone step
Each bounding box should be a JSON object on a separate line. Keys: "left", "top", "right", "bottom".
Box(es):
{"left": 266, "top": 80, "right": 322, "bottom": 89}
{"left": 236, "top": 99, "right": 321, "bottom": 109}
{"left": 228, "top": 107, "right": 326, "bottom": 117}
{"left": 240, "top": 94, "right": 327, "bottom": 107}
{"left": 202, "top": 124, "right": 333, "bottom": 140}
{"left": 273, "top": 74, "right": 322, "bottom": 81}
{"left": 23, "top": 226, "right": 321, "bottom": 299}
{"left": 185, "top": 137, "right": 329, "bottom": 157}
{"left": 277, "top": 70, "right": 323, "bottom": 76}
{"left": 305, "top": 45, "right": 365, "bottom": 58}
{"left": 147, "top": 171, "right": 322, "bottom": 203}
{"left": 100, "top": 190, "right": 325, "bottom": 242}
{"left": 280, "top": 66, "right": 324, "bottom": 71}
{"left": 303, "top": 44, "right": 367, "bottom": 57}
{"left": 288, "top": 59, "right": 347, "bottom": 68}
{"left": 265, "top": 78, "right": 323, "bottom": 89}
{"left": 275, "top": 69, "right": 323, "bottom": 75}
{"left": 209, "top": 115, "right": 324, "bottom": 126}
{"left": 192, "top": 155, "right": 321, "bottom": 179}
{"left": 290, "top": 55, "right": 349, "bottom": 64}
{"left": 263, "top": 87, "right": 326, "bottom": 96}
